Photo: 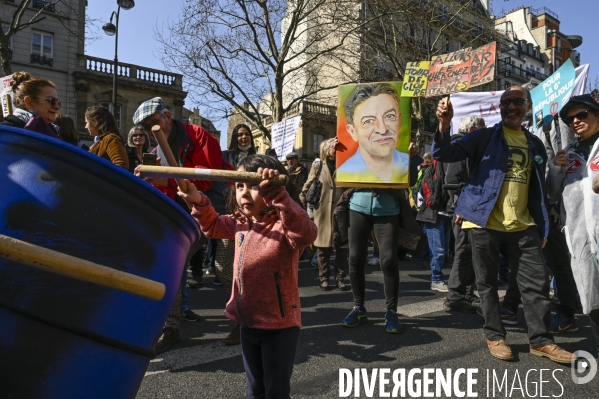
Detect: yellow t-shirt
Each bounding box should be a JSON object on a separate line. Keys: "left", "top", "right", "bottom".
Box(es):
{"left": 462, "top": 126, "right": 536, "bottom": 232}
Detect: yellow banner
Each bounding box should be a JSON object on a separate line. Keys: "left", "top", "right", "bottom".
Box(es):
{"left": 401, "top": 61, "right": 430, "bottom": 97}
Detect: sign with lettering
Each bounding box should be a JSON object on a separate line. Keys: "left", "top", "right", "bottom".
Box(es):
{"left": 1, "top": 74, "right": 14, "bottom": 117}
{"left": 401, "top": 61, "right": 430, "bottom": 97}
{"left": 531, "top": 59, "right": 576, "bottom": 128}
{"left": 426, "top": 42, "right": 496, "bottom": 97}
{"left": 449, "top": 90, "right": 504, "bottom": 135}
{"left": 270, "top": 116, "right": 301, "bottom": 162}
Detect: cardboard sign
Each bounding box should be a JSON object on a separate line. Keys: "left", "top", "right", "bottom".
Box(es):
{"left": 336, "top": 81, "right": 412, "bottom": 188}
{"left": 1, "top": 74, "right": 14, "bottom": 117}
{"left": 426, "top": 42, "right": 496, "bottom": 97}
{"left": 450, "top": 90, "right": 504, "bottom": 135}
{"left": 270, "top": 116, "right": 301, "bottom": 162}
{"left": 401, "top": 61, "right": 430, "bottom": 97}
{"left": 531, "top": 59, "right": 576, "bottom": 128}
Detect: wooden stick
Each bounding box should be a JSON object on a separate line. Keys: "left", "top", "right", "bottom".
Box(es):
{"left": 0, "top": 234, "right": 165, "bottom": 301}
{"left": 151, "top": 125, "right": 188, "bottom": 192}
{"left": 138, "top": 165, "right": 289, "bottom": 186}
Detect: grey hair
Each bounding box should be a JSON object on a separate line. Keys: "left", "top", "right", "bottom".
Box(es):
{"left": 127, "top": 125, "right": 151, "bottom": 151}
{"left": 458, "top": 114, "right": 485, "bottom": 133}
{"left": 344, "top": 83, "right": 400, "bottom": 125}
{"left": 423, "top": 152, "right": 433, "bottom": 162}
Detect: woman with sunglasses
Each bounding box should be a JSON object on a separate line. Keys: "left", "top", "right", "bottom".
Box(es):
{"left": 126, "top": 125, "right": 151, "bottom": 173}
{"left": 547, "top": 94, "right": 599, "bottom": 358}
{"left": 85, "top": 106, "right": 129, "bottom": 169}
{"left": 1, "top": 71, "right": 60, "bottom": 138}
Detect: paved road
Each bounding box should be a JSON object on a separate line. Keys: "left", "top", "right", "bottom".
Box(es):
{"left": 137, "top": 254, "right": 599, "bottom": 398}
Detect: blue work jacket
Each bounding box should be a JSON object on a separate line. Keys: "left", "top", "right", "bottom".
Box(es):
{"left": 431, "top": 122, "right": 549, "bottom": 239}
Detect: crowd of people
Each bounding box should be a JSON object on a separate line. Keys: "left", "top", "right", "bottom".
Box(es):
{"left": 4, "top": 70, "right": 599, "bottom": 399}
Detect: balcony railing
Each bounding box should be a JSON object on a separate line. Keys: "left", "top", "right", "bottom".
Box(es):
{"left": 30, "top": 53, "right": 53, "bottom": 67}
{"left": 498, "top": 60, "right": 548, "bottom": 81}
{"left": 32, "top": 0, "right": 55, "bottom": 12}
{"left": 78, "top": 55, "right": 183, "bottom": 89}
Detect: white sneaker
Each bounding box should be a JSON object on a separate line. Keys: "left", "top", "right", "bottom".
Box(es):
{"left": 368, "top": 257, "right": 379, "bottom": 266}
{"left": 431, "top": 281, "right": 449, "bottom": 292}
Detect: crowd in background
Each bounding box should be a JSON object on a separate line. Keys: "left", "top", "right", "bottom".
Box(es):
{"left": 4, "top": 71, "right": 599, "bottom": 399}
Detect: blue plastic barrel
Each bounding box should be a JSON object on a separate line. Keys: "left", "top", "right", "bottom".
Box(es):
{"left": 0, "top": 126, "right": 201, "bottom": 398}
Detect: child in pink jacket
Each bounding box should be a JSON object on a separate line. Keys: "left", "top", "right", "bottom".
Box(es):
{"left": 178, "top": 154, "right": 317, "bottom": 399}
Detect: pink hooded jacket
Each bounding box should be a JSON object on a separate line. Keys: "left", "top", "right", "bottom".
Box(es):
{"left": 191, "top": 186, "right": 317, "bottom": 330}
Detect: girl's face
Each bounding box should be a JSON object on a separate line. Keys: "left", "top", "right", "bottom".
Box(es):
{"left": 25, "top": 86, "right": 61, "bottom": 124}
{"left": 237, "top": 127, "right": 252, "bottom": 147}
{"left": 85, "top": 118, "right": 97, "bottom": 136}
{"left": 235, "top": 167, "right": 266, "bottom": 219}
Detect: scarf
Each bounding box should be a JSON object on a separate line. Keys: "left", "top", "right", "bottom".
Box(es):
{"left": 157, "top": 119, "right": 189, "bottom": 167}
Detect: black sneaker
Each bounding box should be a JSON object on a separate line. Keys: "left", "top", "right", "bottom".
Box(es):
{"left": 443, "top": 298, "right": 478, "bottom": 314}
{"left": 549, "top": 313, "right": 578, "bottom": 333}
{"left": 500, "top": 305, "right": 518, "bottom": 325}
{"left": 223, "top": 324, "right": 241, "bottom": 346}
{"left": 188, "top": 279, "right": 203, "bottom": 289}
{"left": 463, "top": 294, "right": 481, "bottom": 306}
{"left": 213, "top": 276, "right": 223, "bottom": 286}
{"left": 154, "top": 328, "right": 180, "bottom": 354}
{"left": 181, "top": 309, "right": 201, "bottom": 322}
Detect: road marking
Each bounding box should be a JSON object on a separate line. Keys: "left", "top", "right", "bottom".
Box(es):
{"left": 145, "top": 341, "right": 242, "bottom": 376}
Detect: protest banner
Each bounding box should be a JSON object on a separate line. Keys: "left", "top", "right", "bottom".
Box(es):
{"left": 336, "top": 81, "right": 412, "bottom": 188}
{"left": 401, "top": 61, "right": 430, "bottom": 97}
{"left": 531, "top": 59, "right": 576, "bottom": 128}
{"left": 426, "top": 42, "right": 496, "bottom": 97}
{"left": 270, "top": 116, "right": 301, "bottom": 162}
{"left": 450, "top": 90, "right": 504, "bottom": 135}
{"left": 1, "top": 75, "right": 14, "bottom": 117}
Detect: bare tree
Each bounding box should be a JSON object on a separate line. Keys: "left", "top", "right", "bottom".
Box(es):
{"left": 360, "top": 0, "right": 504, "bottom": 148}
{"left": 0, "top": 0, "right": 97, "bottom": 76}
{"left": 155, "top": 0, "right": 387, "bottom": 142}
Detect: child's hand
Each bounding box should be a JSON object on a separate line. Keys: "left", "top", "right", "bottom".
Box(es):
{"left": 177, "top": 179, "right": 203, "bottom": 205}
{"left": 256, "top": 167, "right": 280, "bottom": 189}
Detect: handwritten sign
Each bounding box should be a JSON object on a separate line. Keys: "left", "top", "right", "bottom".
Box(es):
{"left": 531, "top": 59, "right": 575, "bottom": 128}
{"left": 426, "top": 42, "right": 496, "bottom": 97}
{"left": 449, "top": 90, "right": 504, "bottom": 135}
{"left": 270, "top": 116, "right": 301, "bottom": 162}
{"left": 1, "top": 74, "right": 14, "bottom": 117}
{"left": 401, "top": 61, "right": 430, "bottom": 97}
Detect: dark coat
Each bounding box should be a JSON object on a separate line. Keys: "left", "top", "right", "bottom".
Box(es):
{"left": 431, "top": 122, "right": 549, "bottom": 239}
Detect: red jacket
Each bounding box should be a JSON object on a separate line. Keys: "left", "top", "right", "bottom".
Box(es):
{"left": 191, "top": 186, "right": 317, "bottom": 330}
{"left": 156, "top": 122, "right": 230, "bottom": 200}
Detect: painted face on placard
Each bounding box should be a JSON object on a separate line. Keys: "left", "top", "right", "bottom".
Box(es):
{"left": 346, "top": 94, "right": 399, "bottom": 158}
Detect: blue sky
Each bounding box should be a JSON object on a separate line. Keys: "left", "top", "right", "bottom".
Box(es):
{"left": 86, "top": 0, "right": 599, "bottom": 149}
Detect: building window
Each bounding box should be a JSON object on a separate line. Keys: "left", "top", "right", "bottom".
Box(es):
{"left": 101, "top": 102, "right": 122, "bottom": 129}
{"left": 32, "top": 0, "right": 55, "bottom": 12}
{"left": 439, "top": 4, "right": 449, "bottom": 21}
{"left": 556, "top": 38, "right": 562, "bottom": 53}
{"left": 313, "top": 134, "right": 324, "bottom": 158}
{"left": 443, "top": 35, "right": 450, "bottom": 53}
{"left": 455, "top": 16, "right": 463, "bottom": 28}
{"left": 31, "top": 31, "right": 53, "bottom": 66}
{"left": 555, "top": 59, "right": 561, "bottom": 69}
{"left": 2, "top": 26, "right": 11, "bottom": 60}
{"left": 475, "top": 20, "right": 483, "bottom": 36}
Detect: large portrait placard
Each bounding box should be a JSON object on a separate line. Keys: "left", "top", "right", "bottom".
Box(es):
{"left": 336, "top": 81, "right": 412, "bottom": 188}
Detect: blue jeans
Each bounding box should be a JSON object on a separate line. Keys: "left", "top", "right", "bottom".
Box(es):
{"left": 421, "top": 214, "right": 451, "bottom": 282}
{"left": 180, "top": 263, "right": 189, "bottom": 313}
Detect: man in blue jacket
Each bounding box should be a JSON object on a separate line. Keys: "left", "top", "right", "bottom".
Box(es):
{"left": 432, "top": 86, "right": 575, "bottom": 364}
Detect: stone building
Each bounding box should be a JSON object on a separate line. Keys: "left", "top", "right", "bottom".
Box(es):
{"left": 1, "top": 0, "right": 86, "bottom": 120}
{"left": 73, "top": 54, "right": 186, "bottom": 138}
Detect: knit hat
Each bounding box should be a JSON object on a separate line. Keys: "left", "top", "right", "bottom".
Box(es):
{"left": 133, "top": 97, "right": 167, "bottom": 125}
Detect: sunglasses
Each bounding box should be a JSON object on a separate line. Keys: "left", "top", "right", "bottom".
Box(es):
{"left": 499, "top": 98, "right": 528, "bottom": 107}
{"left": 37, "top": 97, "right": 62, "bottom": 107}
{"left": 563, "top": 110, "right": 593, "bottom": 125}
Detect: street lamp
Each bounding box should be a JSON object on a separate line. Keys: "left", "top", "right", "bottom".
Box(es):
{"left": 102, "top": 0, "right": 135, "bottom": 120}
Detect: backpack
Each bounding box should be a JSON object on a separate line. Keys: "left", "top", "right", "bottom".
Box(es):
{"left": 418, "top": 160, "right": 449, "bottom": 212}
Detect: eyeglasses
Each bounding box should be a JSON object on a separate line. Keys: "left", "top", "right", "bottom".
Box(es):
{"left": 499, "top": 98, "right": 528, "bottom": 107}
{"left": 142, "top": 114, "right": 165, "bottom": 131}
{"left": 37, "top": 97, "right": 62, "bottom": 107}
{"left": 563, "top": 110, "right": 592, "bottom": 125}
{"left": 131, "top": 133, "right": 145, "bottom": 138}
